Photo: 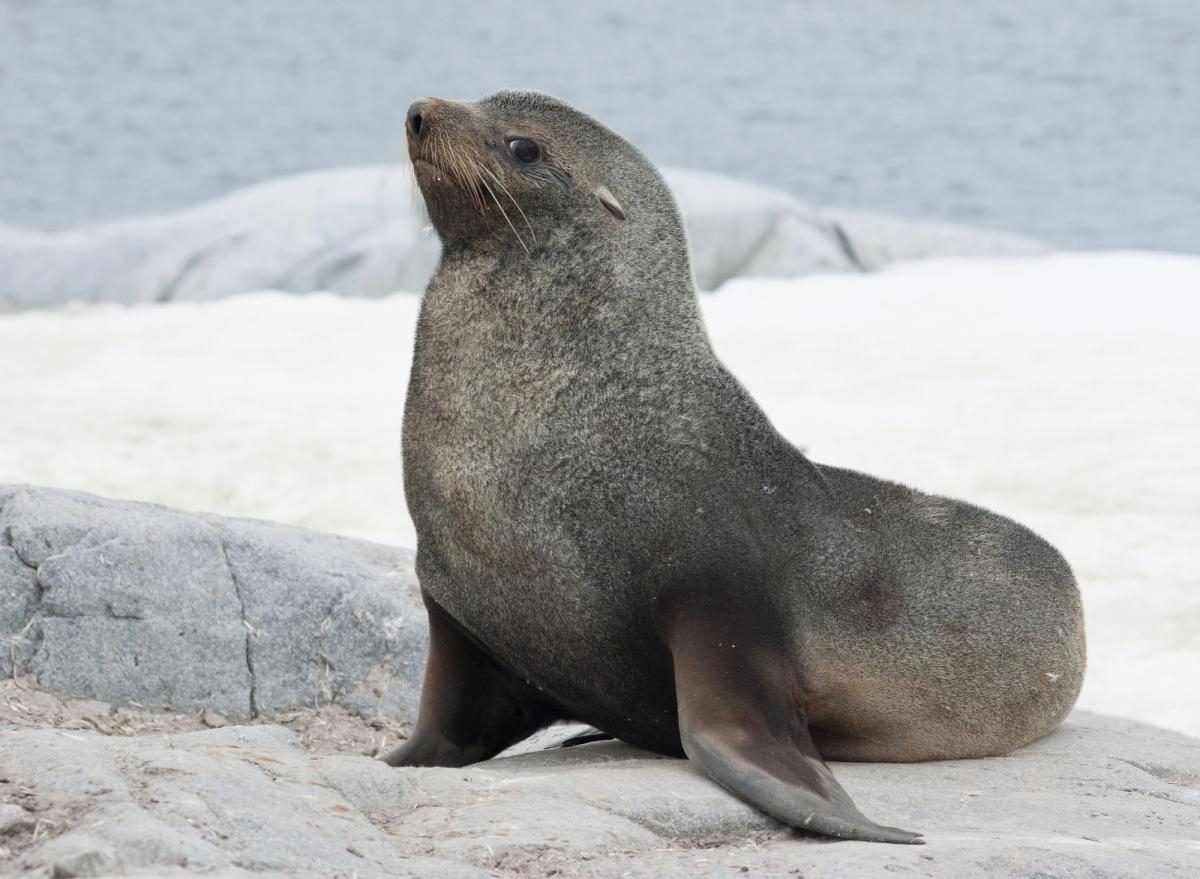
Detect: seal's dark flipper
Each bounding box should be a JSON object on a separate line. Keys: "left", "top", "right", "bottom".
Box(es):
{"left": 543, "top": 726, "right": 615, "bottom": 750}
{"left": 664, "top": 601, "right": 924, "bottom": 844}
{"left": 382, "top": 591, "right": 558, "bottom": 768}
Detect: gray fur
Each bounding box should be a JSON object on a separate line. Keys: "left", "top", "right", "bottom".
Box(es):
{"left": 398, "top": 90, "right": 1085, "bottom": 835}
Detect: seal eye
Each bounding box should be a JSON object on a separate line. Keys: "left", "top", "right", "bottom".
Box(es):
{"left": 508, "top": 138, "right": 541, "bottom": 163}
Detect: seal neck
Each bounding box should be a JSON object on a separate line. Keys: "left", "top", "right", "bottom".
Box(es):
{"left": 426, "top": 228, "right": 708, "bottom": 356}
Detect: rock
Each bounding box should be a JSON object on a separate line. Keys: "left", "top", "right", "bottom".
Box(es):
{"left": 0, "top": 166, "right": 1048, "bottom": 308}
{"left": 42, "top": 835, "right": 118, "bottom": 878}
{"left": 202, "top": 708, "right": 229, "bottom": 728}
{"left": 0, "top": 803, "right": 35, "bottom": 836}
{"left": 0, "top": 484, "right": 426, "bottom": 723}
{"left": 666, "top": 170, "right": 1043, "bottom": 287}
{"left": 666, "top": 169, "right": 855, "bottom": 287}
{"left": 821, "top": 206, "right": 1050, "bottom": 270}
{"left": 0, "top": 167, "right": 438, "bottom": 309}
{"left": 0, "top": 725, "right": 485, "bottom": 878}
{"left": 0, "top": 712, "right": 1197, "bottom": 877}
{"left": 0, "top": 544, "right": 37, "bottom": 678}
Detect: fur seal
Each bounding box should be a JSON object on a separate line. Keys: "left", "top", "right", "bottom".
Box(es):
{"left": 383, "top": 90, "right": 1086, "bottom": 844}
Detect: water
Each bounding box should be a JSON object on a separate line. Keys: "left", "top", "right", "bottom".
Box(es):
{"left": 1, "top": 0, "right": 1198, "bottom": 251}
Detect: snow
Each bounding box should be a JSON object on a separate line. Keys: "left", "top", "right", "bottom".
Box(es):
{"left": 1, "top": 251, "right": 1197, "bottom": 738}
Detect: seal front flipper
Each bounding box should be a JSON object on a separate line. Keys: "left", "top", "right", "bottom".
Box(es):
{"left": 663, "top": 597, "right": 923, "bottom": 845}
{"left": 381, "top": 590, "right": 560, "bottom": 768}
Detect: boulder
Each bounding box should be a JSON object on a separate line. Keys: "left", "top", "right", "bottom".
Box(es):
{"left": 0, "top": 167, "right": 1048, "bottom": 308}
{"left": 0, "top": 484, "right": 426, "bottom": 722}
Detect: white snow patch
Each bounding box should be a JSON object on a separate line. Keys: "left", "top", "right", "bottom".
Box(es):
{"left": 1, "top": 251, "right": 1197, "bottom": 737}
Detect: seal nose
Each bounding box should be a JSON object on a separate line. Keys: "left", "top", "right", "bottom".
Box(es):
{"left": 407, "top": 99, "right": 433, "bottom": 140}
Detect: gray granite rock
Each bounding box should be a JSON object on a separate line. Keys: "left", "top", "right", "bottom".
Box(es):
{"left": 0, "top": 803, "right": 36, "bottom": 836}
{"left": 0, "top": 725, "right": 486, "bottom": 878}
{"left": 0, "top": 166, "right": 1048, "bottom": 308}
{"left": 0, "top": 712, "right": 1197, "bottom": 877}
{"left": 822, "top": 206, "right": 1051, "bottom": 270}
{"left": 0, "top": 484, "right": 426, "bottom": 722}
{"left": 0, "top": 546, "right": 37, "bottom": 679}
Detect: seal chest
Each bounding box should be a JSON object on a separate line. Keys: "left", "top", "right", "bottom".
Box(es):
{"left": 384, "top": 90, "right": 1086, "bottom": 846}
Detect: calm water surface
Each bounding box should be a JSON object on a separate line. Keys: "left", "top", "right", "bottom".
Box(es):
{"left": 1, "top": 0, "right": 1197, "bottom": 250}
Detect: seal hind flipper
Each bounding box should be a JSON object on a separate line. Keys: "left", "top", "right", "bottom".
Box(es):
{"left": 664, "top": 598, "right": 924, "bottom": 845}
{"left": 382, "top": 591, "right": 560, "bottom": 768}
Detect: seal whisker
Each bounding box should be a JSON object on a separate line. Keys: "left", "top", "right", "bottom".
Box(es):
{"left": 479, "top": 163, "right": 538, "bottom": 247}
{"left": 477, "top": 173, "right": 530, "bottom": 254}
{"left": 431, "top": 130, "right": 470, "bottom": 208}
{"left": 426, "top": 128, "right": 482, "bottom": 213}
{"left": 404, "top": 161, "right": 423, "bottom": 214}
{"left": 448, "top": 143, "right": 487, "bottom": 213}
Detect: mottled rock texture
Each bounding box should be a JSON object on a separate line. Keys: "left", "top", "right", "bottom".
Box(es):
{"left": 0, "top": 714, "right": 1197, "bottom": 877}
{"left": 0, "top": 484, "right": 427, "bottom": 723}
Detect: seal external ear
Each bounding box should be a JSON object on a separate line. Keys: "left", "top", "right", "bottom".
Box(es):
{"left": 662, "top": 594, "right": 924, "bottom": 845}
{"left": 381, "top": 591, "right": 560, "bottom": 767}
{"left": 594, "top": 185, "right": 626, "bottom": 220}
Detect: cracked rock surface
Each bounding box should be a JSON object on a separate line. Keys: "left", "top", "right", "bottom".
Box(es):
{"left": 0, "top": 484, "right": 426, "bottom": 723}
{"left": 0, "top": 712, "right": 1198, "bottom": 877}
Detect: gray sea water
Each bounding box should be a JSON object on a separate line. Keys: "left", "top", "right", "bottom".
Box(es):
{"left": 1, "top": 0, "right": 1197, "bottom": 251}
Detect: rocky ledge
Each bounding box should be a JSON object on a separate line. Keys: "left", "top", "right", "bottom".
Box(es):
{"left": 0, "top": 484, "right": 427, "bottom": 725}
{"left": 0, "top": 166, "right": 1048, "bottom": 308}
{"left": 2, "top": 485, "right": 1198, "bottom": 877}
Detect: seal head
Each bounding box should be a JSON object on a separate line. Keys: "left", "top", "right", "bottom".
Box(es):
{"left": 406, "top": 91, "right": 649, "bottom": 255}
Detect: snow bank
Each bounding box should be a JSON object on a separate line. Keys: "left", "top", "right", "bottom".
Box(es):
{"left": 0, "top": 167, "right": 1046, "bottom": 308}
{"left": 1, "top": 252, "right": 1196, "bottom": 739}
